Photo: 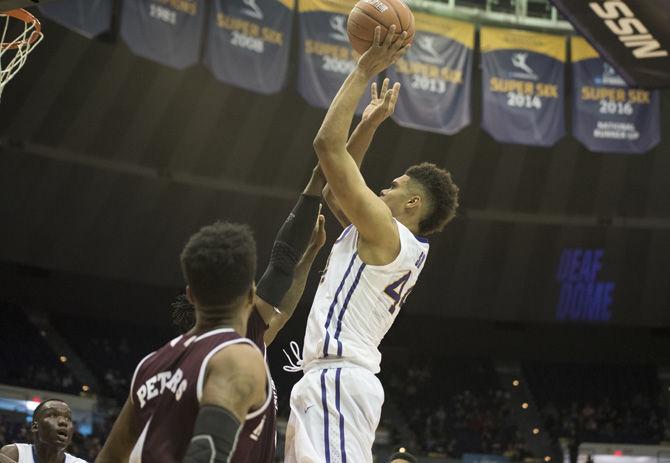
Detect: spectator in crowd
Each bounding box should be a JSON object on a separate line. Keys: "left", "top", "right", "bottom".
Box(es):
{"left": 539, "top": 394, "right": 667, "bottom": 445}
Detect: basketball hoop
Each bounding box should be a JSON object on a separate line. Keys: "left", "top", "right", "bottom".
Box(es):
{"left": 0, "top": 8, "right": 43, "bottom": 99}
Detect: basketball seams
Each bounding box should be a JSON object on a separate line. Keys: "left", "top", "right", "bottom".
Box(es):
{"left": 347, "top": 0, "right": 415, "bottom": 54}
{"left": 350, "top": 6, "right": 385, "bottom": 28}
{"left": 354, "top": 3, "right": 400, "bottom": 28}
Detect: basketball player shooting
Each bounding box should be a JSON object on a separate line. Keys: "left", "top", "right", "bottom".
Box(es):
{"left": 284, "top": 25, "right": 460, "bottom": 463}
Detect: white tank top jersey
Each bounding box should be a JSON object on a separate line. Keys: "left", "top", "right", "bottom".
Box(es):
{"left": 302, "top": 220, "right": 429, "bottom": 373}
{"left": 15, "top": 443, "right": 87, "bottom": 463}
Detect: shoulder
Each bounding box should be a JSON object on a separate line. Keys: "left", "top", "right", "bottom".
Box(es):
{"left": 202, "top": 341, "right": 268, "bottom": 405}
{"left": 396, "top": 221, "right": 429, "bottom": 250}
{"left": 0, "top": 444, "right": 19, "bottom": 459}
{"left": 208, "top": 341, "right": 265, "bottom": 378}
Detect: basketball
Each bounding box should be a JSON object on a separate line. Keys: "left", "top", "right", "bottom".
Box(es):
{"left": 347, "top": 0, "right": 415, "bottom": 55}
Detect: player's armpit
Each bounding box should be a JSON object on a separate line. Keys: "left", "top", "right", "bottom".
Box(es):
{"left": 201, "top": 343, "right": 267, "bottom": 422}
{"left": 94, "top": 398, "right": 140, "bottom": 463}
{"left": 322, "top": 184, "right": 351, "bottom": 228}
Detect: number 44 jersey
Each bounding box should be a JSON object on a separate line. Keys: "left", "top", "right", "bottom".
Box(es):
{"left": 302, "top": 220, "right": 429, "bottom": 373}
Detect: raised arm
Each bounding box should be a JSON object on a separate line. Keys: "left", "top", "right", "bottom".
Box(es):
{"left": 323, "top": 78, "right": 401, "bottom": 228}
{"left": 313, "top": 26, "right": 408, "bottom": 262}
{"left": 253, "top": 168, "right": 325, "bottom": 324}
{"left": 264, "top": 213, "right": 326, "bottom": 345}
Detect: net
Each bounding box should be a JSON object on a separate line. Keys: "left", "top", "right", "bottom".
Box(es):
{"left": 0, "top": 8, "right": 43, "bottom": 99}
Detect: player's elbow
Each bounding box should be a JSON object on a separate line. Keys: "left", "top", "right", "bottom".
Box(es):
{"left": 312, "top": 134, "right": 336, "bottom": 158}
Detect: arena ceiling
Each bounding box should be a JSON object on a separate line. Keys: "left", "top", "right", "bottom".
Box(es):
{"left": 0, "top": 18, "right": 669, "bottom": 325}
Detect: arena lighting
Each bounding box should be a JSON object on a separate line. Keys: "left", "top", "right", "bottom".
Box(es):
{"left": 59, "top": 355, "right": 67, "bottom": 363}
{"left": 512, "top": 379, "right": 520, "bottom": 387}
{"left": 399, "top": 447, "right": 406, "bottom": 453}
{"left": 25, "top": 398, "right": 41, "bottom": 411}
{"left": 532, "top": 428, "right": 540, "bottom": 435}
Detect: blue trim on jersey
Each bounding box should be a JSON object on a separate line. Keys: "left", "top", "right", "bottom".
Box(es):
{"left": 415, "top": 235, "right": 429, "bottom": 243}
{"left": 323, "top": 252, "right": 357, "bottom": 357}
{"left": 334, "top": 224, "right": 354, "bottom": 244}
{"left": 334, "top": 261, "right": 366, "bottom": 357}
{"left": 335, "top": 368, "right": 347, "bottom": 463}
{"left": 321, "top": 369, "right": 331, "bottom": 463}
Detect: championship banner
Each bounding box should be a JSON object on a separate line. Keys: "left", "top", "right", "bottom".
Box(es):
{"left": 387, "top": 13, "right": 474, "bottom": 135}
{"left": 571, "top": 36, "right": 660, "bottom": 154}
{"left": 120, "top": 0, "right": 206, "bottom": 70}
{"left": 204, "top": 0, "right": 294, "bottom": 95}
{"left": 481, "top": 27, "right": 566, "bottom": 147}
{"left": 39, "top": 0, "right": 113, "bottom": 38}
{"left": 297, "top": 0, "right": 371, "bottom": 114}
{"left": 549, "top": 0, "right": 670, "bottom": 88}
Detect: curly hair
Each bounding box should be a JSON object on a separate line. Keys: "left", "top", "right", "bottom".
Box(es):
{"left": 405, "top": 162, "right": 459, "bottom": 235}
{"left": 171, "top": 294, "right": 196, "bottom": 334}
{"left": 180, "top": 221, "right": 257, "bottom": 307}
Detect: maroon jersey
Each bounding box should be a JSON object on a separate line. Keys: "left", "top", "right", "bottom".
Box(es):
{"left": 231, "top": 308, "right": 278, "bottom": 463}
{"left": 129, "top": 327, "right": 272, "bottom": 463}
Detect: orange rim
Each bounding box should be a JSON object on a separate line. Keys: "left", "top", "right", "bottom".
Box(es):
{"left": 1, "top": 8, "right": 42, "bottom": 49}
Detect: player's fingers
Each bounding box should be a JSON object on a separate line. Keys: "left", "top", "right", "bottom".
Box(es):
{"left": 381, "top": 89, "right": 394, "bottom": 110}
{"left": 380, "top": 78, "right": 389, "bottom": 97}
{"left": 383, "top": 24, "right": 396, "bottom": 47}
{"left": 389, "top": 82, "right": 401, "bottom": 107}
{"left": 393, "top": 43, "right": 410, "bottom": 61}
{"left": 373, "top": 26, "right": 382, "bottom": 46}
{"left": 370, "top": 82, "right": 378, "bottom": 101}
{"left": 392, "top": 31, "right": 408, "bottom": 51}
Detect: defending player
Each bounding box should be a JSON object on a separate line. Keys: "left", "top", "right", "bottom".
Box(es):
{"left": 95, "top": 168, "right": 326, "bottom": 463}
{"left": 0, "top": 399, "right": 87, "bottom": 463}
{"left": 284, "top": 26, "right": 460, "bottom": 463}
{"left": 170, "top": 200, "right": 327, "bottom": 463}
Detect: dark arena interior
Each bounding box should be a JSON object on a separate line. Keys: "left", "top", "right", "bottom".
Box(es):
{"left": 0, "top": 0, "right": 669, "bottom": 462}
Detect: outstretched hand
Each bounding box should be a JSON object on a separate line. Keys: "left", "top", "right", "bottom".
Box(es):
{"left": 362, "top": 78, "right": 401, "bottom": 127}
{"left": 306, "top": 213, "right": 326, "bottom": 253}
{"left": 357, "top": 25, "right": 410, "bottom": 78}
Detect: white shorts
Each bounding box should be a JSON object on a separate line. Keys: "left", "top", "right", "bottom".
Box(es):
{"left": 284, "top": 366, "right": 384, "bottom": 463}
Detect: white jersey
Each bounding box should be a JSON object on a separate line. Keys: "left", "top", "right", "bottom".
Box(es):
{"left": 302, "top": 220, "right": 429, "bottom": 373}
{"left": 15, "top": 444, "right": 87, "bottom": 463}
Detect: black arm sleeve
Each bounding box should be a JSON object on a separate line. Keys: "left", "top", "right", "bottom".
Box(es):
{"left": 256, "top": 194, "right": 321, "bottom": 307}
{"left": 183, "top": 405, "right": 241, "bottom": 463}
